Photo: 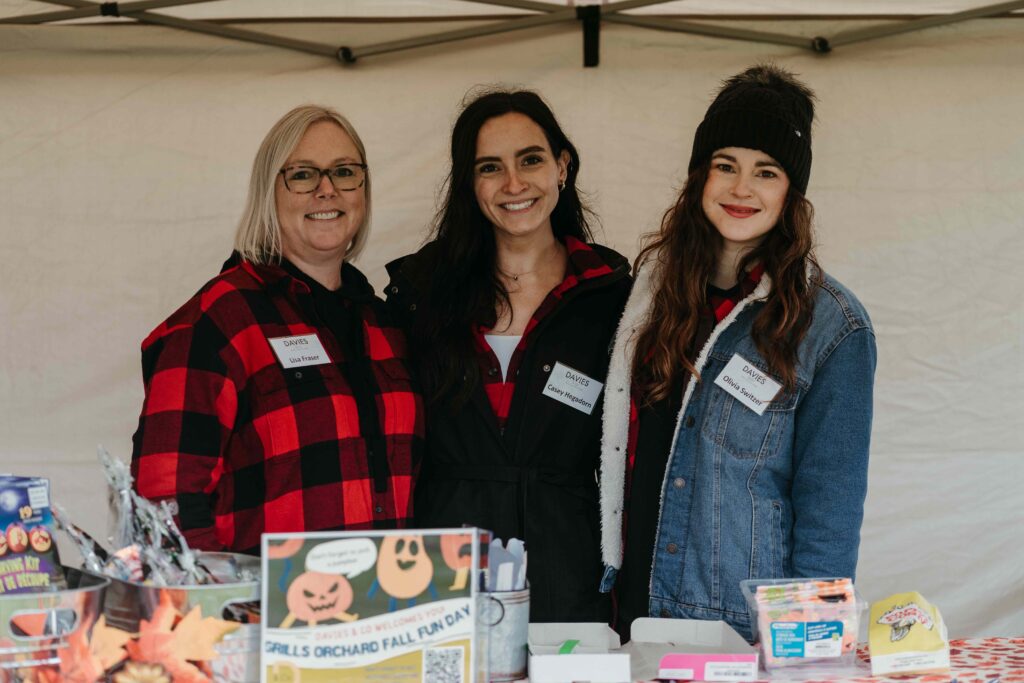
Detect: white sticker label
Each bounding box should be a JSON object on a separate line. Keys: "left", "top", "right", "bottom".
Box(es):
{"left": 268, "top": 333, "right": 332, "bottom": 368}
{"left": 713, "top": 353, "right": 782, "bottom": 416}
{"left": 27, "top": 485, "right": 49, "bottom": 509}
{"left": 704, "top": 661, "right": 759, "bottom": 681}
{"left": 659, "top": 668, "right": 695, "bottom": 680}
{"left": 541, "top": 362, "right": 604, "bottom": 415}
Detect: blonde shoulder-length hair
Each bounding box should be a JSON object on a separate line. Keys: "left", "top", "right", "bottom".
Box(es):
{"left": 234, "top": 104, "right": 372, "bottom": 264}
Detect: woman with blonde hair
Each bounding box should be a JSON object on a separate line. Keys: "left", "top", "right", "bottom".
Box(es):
{"left": 131, "top": 105, "right": 422, "bottom": 553}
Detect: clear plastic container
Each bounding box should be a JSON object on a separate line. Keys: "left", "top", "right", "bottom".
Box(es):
{"left": 741, "top": 577, "right": 865, "bottom": 672}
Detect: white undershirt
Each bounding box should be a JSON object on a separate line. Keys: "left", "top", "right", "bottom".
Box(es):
{"left": 484, "top": 334, "right": 523, "bottom": 382}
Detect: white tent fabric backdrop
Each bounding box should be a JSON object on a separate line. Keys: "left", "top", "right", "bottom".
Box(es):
{"left": 1, "top": 9, "right": 1022, "bottom": 638}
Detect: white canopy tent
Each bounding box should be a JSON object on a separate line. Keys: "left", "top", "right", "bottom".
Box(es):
{"left": 1, "top": 0, "right": 1022, "bottom": 638}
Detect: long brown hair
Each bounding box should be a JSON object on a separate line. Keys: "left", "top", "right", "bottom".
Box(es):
{"left": 632, "top": 162, "right": 820, "bottom": 402}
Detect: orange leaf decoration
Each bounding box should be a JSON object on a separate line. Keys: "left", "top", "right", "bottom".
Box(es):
{"left": 172, "top": 605, "right": 240, "bottom": 661}
{"left": 57, "top": 619, "right": 105, "bottom": 683}
{"left": 122, "top": 589, "right": 240, "bottom": 683}
{"left": 90, "top": 614, "right": 132, "bottom": 669}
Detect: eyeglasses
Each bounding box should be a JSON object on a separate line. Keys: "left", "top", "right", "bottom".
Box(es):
{"left": 279, "top": 163, "right": 367, "bottom": 193}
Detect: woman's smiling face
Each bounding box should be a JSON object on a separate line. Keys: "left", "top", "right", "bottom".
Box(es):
{"left": 275, "top": 120, "right": 366, "bottom": 267}
{"left": 472, "top": 112, "right": 568, "bottom": 242}
{"left": 701, "top": 146, "right": 790, "bottom": 252}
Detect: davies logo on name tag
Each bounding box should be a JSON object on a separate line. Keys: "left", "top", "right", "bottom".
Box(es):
{"left": 268, "top": 333, "right": 331, "bottom": 369}
{"left": 713, "top": 353, "right": 782, "bottom": 416}
{"left": 542, "top": 361, "right": 604, "bottom": 415}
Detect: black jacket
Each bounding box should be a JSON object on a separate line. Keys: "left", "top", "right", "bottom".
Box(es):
{"left": 385, "top": 241, "right": 631, "bottom": 622}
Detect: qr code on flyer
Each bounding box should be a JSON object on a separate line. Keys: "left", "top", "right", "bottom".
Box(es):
{"left": 423, "top": 646, "right": 464, "bottom": 683}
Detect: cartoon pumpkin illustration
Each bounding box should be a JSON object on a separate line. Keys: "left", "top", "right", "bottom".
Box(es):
{"left": 0, "top": 531, "right": 7, "bottom": 557}
{"left": 28, "top": 526, "right": 52, "bottom": 553}
{"left": 5, "top": 523, "right": 28, "bottom": 554}
{"left": 440, "top": 533, "right": 474, "bottom": 591}
{"left": 279, "top": 571, "right": 357, "bottom": 628}
{"left": 368, "top": 535, "right": 438, "bottom": 611}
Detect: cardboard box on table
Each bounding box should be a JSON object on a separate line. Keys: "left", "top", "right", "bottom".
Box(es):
{"left": 529, "top": 622, "right": 630, "bottom": 682}
{"left": 622, "top": 618, "right": 759, "bottom": 682}
{"left": 527, "top": 618, "right": 756, "bottom": 683}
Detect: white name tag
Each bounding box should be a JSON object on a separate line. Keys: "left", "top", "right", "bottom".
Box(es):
{"left": 713, "top": 353, "right": 782, "bottom": 416}
{"left": 268, "top": 333, "right": 331, "bottom": 368}
{"left": 541, "top": 361, "right": 604, "bottom": 415}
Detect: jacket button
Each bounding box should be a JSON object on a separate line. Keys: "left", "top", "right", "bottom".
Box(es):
{"left": 543, "top": 364, "right": 552, "bottom": 373}
{"left": 294, "top": 371, "right": 303, "bottom": 379}
{"left": 660, "top": 608, "right": 671, "bottom": 618}
{"left": 409, "top": 304, "right": 417, "bottom": 311}
{"left": 488, "top": 367, "right": 499, "bottom": 377}
{"left": 389, "top": 285, "right": 398, "bottom": 294}
{"left": 666, "top": 542, "right": 678, "bottom": 554}
{"left": 374, "top": 505, "right": 383, "bottom": 514}
{"left": 673, "top": 477, "right": 686, "bottom": 488}
{"left": 684, "top": 415, "right": 695, "bottom": 428}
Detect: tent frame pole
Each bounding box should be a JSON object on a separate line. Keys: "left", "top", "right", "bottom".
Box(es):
{"left": 7, "top": 0, "right": 215, "bottom": 24}
{"left": 15, "top": 0, "right": 341, "bottom": 58}
{"left": 828, "top": 0, "right": 1024, "bottom": 47}
{"left": 5, "top": 0, "right": 1022, "bottom": 63}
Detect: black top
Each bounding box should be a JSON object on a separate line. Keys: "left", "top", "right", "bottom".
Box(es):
{"left": 282, "top": 259, "right": 391, "bottom": 494}
{"left": 385, "top": 241, "right": 632, "bottom": 623}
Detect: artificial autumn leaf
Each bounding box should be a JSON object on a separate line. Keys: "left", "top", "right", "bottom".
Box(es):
{"left": 91, "top": 614, "right": 132, "bottom": 669}
{"left": 123, "top": 589, "right": 237, "bottom": 683}
{"left": 171, "top": 605, "right": 240, "bottom": 661}
{"left": 57, "top": 617, "right": 105, "bottom": 683}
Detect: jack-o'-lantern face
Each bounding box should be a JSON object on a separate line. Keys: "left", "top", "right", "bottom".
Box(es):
{"left": 377, "top": 535, "right": 433, "bottom": 599}
{"left": 0, "top": 533, "right": 7, "bottom": 556}
{"left": 440, "top": 534, "right": 473, "bottom": 571}
{"left": 6, "top": 524, "right": 27, "bottom": 554}
{"left": 285, "top": 572, "right": 352, "bottom": 624}
{"left": 28, "top": 526, "right": 52, "bottom": 553}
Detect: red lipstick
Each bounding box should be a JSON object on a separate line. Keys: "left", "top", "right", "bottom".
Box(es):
{"left": 721, "top": 204, "right": 760, "bottom": 219}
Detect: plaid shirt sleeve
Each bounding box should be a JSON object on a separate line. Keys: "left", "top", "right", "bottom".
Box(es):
{"left": 131, "top": 261, "right": 423, "bottom": 552}
{"left": 132, "top": 311, "right": 235, "bottom": 550}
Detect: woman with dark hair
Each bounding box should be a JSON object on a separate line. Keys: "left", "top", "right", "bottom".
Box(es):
{"left": 386, "top": 89, "right": 631, "bottom": 621}
{"left": 600, "top": 65, "right": 876, "bottom": 641}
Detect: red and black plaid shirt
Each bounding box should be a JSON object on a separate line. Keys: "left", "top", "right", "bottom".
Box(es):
{"left": 471, "top": 237, "right": 615, "bottom": 430}
{"left": 131, "top": 256, "right": 423, "bottom": 553}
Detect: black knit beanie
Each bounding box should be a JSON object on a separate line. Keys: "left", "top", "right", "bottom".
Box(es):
{"left": 689, "top": 64, "right": 816, "bottom": 194}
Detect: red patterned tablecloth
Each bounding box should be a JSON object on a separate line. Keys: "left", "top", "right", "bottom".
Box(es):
{"left": 782, "top": 637, "right": 1024, "bottom": 683}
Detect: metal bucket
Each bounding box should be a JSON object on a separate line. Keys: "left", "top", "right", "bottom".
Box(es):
{"left": 0, "top": 567, "right": 109, "bottom": 677}
{"left": 101, "top": 551, "right": 261, "bottom": 683}
{"left": 477, "top": 587, "right": 530, "bottom": 681}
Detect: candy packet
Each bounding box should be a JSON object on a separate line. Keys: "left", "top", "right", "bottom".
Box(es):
{"left": 741, "top": 577, "right": 864, "bottom": 671}
{"left": 0, "top": 475, "right": 67, "bottom": 594}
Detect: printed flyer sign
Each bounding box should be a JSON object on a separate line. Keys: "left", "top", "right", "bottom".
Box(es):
{"left": 261, "top": 528, "right": 487, "bottom": 683}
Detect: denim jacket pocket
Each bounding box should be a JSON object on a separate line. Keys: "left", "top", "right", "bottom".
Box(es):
{"left": 702, "top": 360, "right": 799, "bottom": 461}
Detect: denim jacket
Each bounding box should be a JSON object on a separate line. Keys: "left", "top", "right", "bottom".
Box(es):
{"left": 599, "top": 263, "right": 876, "bottom": 640}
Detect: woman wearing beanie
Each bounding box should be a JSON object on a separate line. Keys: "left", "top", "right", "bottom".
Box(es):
{"left": 600, "top": 64, "right": 876, "bottom": 641}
